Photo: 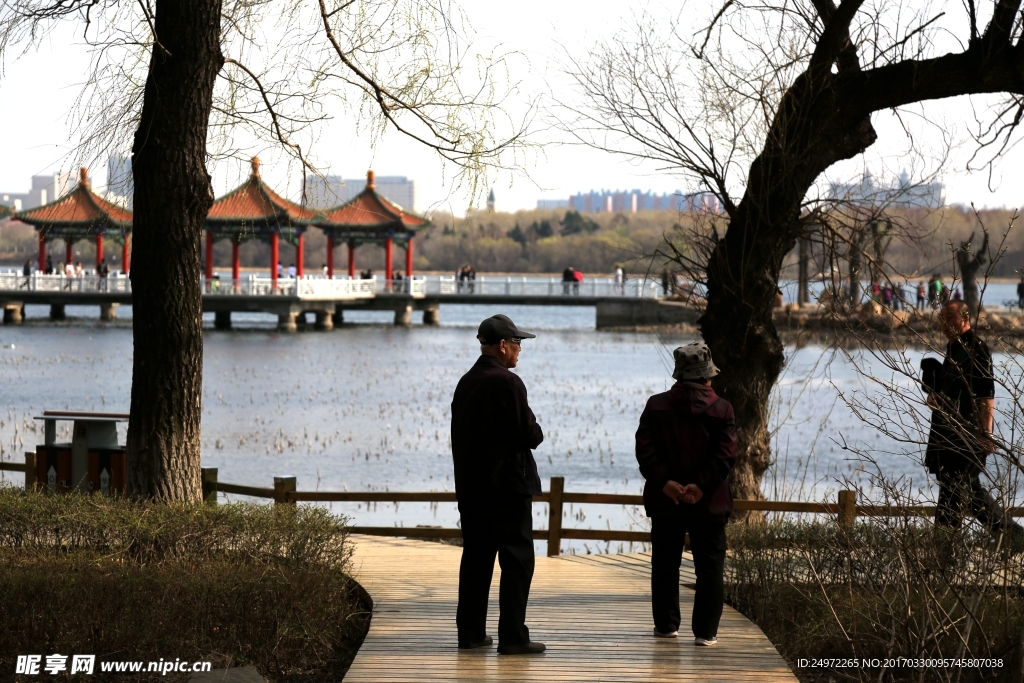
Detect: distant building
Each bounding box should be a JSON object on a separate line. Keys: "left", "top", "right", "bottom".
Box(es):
{"left": 827, "top": 170, "right": 944, "bottom": 209}
{"left": 568, "top": 189, "right": 720, "bottom": 214}
{"left": 536, "top": 199, "right": 569, "bottom": 210}
{"left": 1, "top": 171, "right": 75, "bottom": 211}
{"left": 304, "top": 174, "right": 415, "bottom": 211}
{"left": 487, "top": 188, "right": 496, "bottom": 212}
{"left": 106, "top": 155, "right": 133, "bottom": 207}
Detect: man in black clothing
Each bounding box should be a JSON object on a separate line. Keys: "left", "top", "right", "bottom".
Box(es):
{"left": 925, "top": 301, "right": 1024, "bottom": 546}
{"left": 636, "top": 342, "right": 737, "bottom": 645}
{"left": 451, "top": 314, "right": 546, "bottom": 655}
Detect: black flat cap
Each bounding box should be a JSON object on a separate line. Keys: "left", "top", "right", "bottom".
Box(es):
{"left": 477, "top": 314, "right": 536, "bottom": 344}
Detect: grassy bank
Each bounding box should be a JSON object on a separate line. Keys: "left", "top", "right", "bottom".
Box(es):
{"left": 0, "top": 488, "right": 370, "bottom": 681}
{"left": 726, "top": 520, "right": 1024, "bottom": 683}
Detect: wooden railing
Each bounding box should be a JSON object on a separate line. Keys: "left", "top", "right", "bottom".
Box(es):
{"left": 3, "top": 454, "right": 1003, "bottom": 557}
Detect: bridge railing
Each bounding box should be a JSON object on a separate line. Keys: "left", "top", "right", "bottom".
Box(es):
{"left": 0, "top": 272, "right": 131, "bottom": 294}
{"left": 427, "top": 276, "right": 664, "bottom": 298}
{"left": 203, "top": 276, "right": 379, "bottom": 299}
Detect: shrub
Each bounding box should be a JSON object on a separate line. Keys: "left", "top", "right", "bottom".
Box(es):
{"left": 0, "top": 487, "right": 369, "bottom": 681}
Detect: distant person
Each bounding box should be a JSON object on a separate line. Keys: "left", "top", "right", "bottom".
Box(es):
{"left": 615, "top": 266, "right": 625, "bottom": 295}
{"left": 45, "top": 256, "right": 54, "bottom": 275}
{"left": 952, "top": 287, "right": 962, "bottom": 301}
{"left": 322, "top": 263, "right": 329, "bottom": 277}
{"left": 940, "top": 285, "right": 951, "bottom": 305}
{"left": 97, "top": 260, "right": 109, "bottom": 291}
{"left": 361, "top": 268, "right": 373, "bottom": 280}
{"left": 881, "top": 284, "right": 893, "bottom": 308}
{"left": 277, "top": 263, "right": 284, "bottom": 278}
{"left": 923, "top": 302, "right": 1024, "bottom": 555}
{"left": 636, "top": 342, "right": 736, "bottom": 646}
{"left": 917, "top": 282, "right": 927, "bottom": 310}
{"left": 64, "top": 262, "right": 74, "bottom": 277}
{"left": 572, "top": 268, "right": 583, "bottom": 295}
{"left": 451, "top": 315, "right": 545, "bottom": 655}
{"left": 896, "top": 283, "right": 907, "bottom": 311}
{"left": 562, "top": 266, "right": 574, "bottom": 295}
{"left": 20, "top": 259, "right": 31, "bottom": 288}
{"left": 75, "top": 262, "right": 83, "bottom": 277}
{"left": 287, "top": 263, "right": 297, "bottom": 278}
{"left": 870, "top": 280, "right": 881, "bottom": 302}
{"left": 933, "top": 277, "right": 944, "bottom": 306}
{"left": 467, "top": 265, "right": 477, "bottom": 294}
{"left": 1017, "top": 277, "right": 1024, "bottom": 311}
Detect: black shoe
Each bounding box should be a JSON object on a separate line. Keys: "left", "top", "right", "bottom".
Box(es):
{"left": 497, "top": 641, "right": 546, "bottom": 655}
{"left": 458, "top": 635, "right": 493, "bottom": 649}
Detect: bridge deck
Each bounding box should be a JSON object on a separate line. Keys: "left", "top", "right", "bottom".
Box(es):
{"left": 344, "top": 536, "right": 796, "bottom": 682}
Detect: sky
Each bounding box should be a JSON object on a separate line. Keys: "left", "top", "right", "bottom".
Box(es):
{"left": 0, "top": 0, "right": 1022, "bottom": 216}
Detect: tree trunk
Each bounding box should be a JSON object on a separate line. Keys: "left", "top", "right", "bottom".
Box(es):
{"left": 127, "top": 0, "right": 223, "bottom": 502}
{"left": 700, "top": 70, "right": 877, "bottom": 512}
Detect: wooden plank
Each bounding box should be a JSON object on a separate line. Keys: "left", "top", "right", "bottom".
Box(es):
{"left": 343, "top": 535, "right": 798, "bottom": 682}
{"left": 0, "top": 461, "right": 28, "bottom": 473}
{"left": 215, "top": 482, "right": 275, "bottom": 498}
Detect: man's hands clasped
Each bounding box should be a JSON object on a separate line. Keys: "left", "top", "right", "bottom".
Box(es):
{"left": 662, "top": 480, "right": 703, "bottom": 505}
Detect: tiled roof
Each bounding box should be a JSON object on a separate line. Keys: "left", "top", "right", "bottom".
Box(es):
{"left": 15, "top": 168, "right": 132, "bottom": 232}
{"left": 206, "top": 158, "right": 318, "bottom": 230}
{"left": 319, "top": 171, "right": 429, "bottom": 233}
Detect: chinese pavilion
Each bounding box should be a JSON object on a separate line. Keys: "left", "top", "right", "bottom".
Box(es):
{"left": 317, "top": 170, "right": 429, "bottom": 280}
{"left": 204, "top": 158, "right": 319, "bottom": 284}
{"left": 15, "top": 168, "right": 133, "bottom": 272}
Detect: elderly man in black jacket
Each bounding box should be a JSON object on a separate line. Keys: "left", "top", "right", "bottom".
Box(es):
{"left": 451, "top": 314, "right": 546, "bottom": 655}
{"left": 636, "top": 341, "right": 737, "bottom": 646}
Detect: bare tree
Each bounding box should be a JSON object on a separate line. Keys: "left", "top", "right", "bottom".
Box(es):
{"left": 563, "top": 1, "right": 1024, "bottom": 507}
{"left": 0, "top": 0, "right": 530, "bottom": 501}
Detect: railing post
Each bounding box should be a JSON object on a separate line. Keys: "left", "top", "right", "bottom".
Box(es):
{"left": 547, "top": 476, "right": 564, "bottom": 557}
{"left": 274, "top": 476, "right": 297, "bottom": 505}
{"left": 24, "top": 452, "right": 36, "bottom": 491}
{"left": 838, "top": 489, "right": 857, "bottom": 529}
{"left": 201, "top": 467, "right": 219, "bottom": 504}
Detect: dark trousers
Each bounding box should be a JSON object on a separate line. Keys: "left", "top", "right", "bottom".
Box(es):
{"left": 650, "top": 508, "right": 727, "bottom": 639}
{"left": 936, "top": 468, "right": 1019, "bottom": 535}
{"left": 457, "top": 496, "right": 534, "bottom": 646}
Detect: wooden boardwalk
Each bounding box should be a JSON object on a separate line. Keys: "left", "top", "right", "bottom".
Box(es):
{"left": 344, "top": 536, "right": 797, "bottom": 682}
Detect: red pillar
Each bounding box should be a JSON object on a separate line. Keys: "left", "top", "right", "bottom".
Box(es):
{"left": 326, "top": 236, "right": 334, "bottom": 278}
{"left": 205, "top": 230, "right": 214, "bottom": 280}
{"left": 38, "top": 234, "right": 46, "bottom": 273}
{"left": 65, "top": 240, "right": 73, "bottom": 267}
{"left": 405, "top": 238, "right": 414, "bottom": 277}
{"left": 271, "top": 232, "right": 279, "bottom": 287}
{"left": 348, "top": 240, "right": 356, "bottom": 278}
{"left": 296, "top": 233, "right": 304, "bottom": 277}
{"left": 384, "top": 237, "right": 393, "bottom": 283}
{"left": 232, "top": 236, "right": 240, "bottom": 283}
{"left": 96, "top": 234, "right": 104, "bottom": 267}
{"left": 122, "top": 236, "right": 130, "bottom": 275}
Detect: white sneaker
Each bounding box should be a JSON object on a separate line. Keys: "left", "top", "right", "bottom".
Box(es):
{"left": 695, "top": 637, "right": 718, "bottom": 646}
{"left": 653, "top": 627, "right": 678, "bottom": 638}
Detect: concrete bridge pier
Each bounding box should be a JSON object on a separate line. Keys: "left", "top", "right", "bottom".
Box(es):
{"left": 50, "top": 304, "right": 65, "bottom": 321}
{"left": 278, "top": 312, "right": 298, "bottom": 332}
{"left": 214, "top": 311, "right": 232, "bottom": 330}
{"left": 99, "top": 303, "right": 118, "bottom": 321}
{"left": 422, "top": 306, "right": 440, "bottom": 325}
{"left": 3, "top": 304, "right": 24, "bottom": 325}
{"left": 315, "top": 311, "right": 334, "bottom": 331}
{"left": 394, "top": 305, "right": 412, "bottom": 326}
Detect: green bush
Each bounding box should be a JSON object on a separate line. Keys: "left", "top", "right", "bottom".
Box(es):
{"left": 0, "top": 487, "right": 369, "bottom": 681}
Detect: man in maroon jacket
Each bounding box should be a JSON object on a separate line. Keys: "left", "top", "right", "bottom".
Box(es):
{"left": 636, "top": 341, "right": 737, "bottom": 645}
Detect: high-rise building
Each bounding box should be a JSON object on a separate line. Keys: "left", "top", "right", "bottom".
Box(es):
{"left": 106, "top": 156, "right": 133, "bottom": 207}
{"left": 827, "top": 170, "right": 945, "bottom": 209}
{"left": 1, "top": 171, "right": 74, "bottom": 211}
{"left": 487, "top": 188, "right": 495, "bottom": 212}
{"left": 536, "top": 199, "right": 569, "bottom": 210}
{"left": 304, "top": 174, "right": 415, "bottom": 211}
{"left": 568, "top": 189, "right": 720, "bottom": 214}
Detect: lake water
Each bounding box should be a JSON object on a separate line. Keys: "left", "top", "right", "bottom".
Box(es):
{"left": 1, "top": 301, "right": 1020, "bottom": 553}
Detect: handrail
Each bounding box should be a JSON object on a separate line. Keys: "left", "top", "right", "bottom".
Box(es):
{"left": 3, "top": 453, "right": 969, "bottom": 557}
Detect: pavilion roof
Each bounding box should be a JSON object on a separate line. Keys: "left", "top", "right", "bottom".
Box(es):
{"left": 318, "top": 171, "right": 429, "bottom": 238}
{"left": 15, "top": 168, "right": 132, "bottom": 236}
{"left": 206, "top": 158, "right": 318, "bottom": 234}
